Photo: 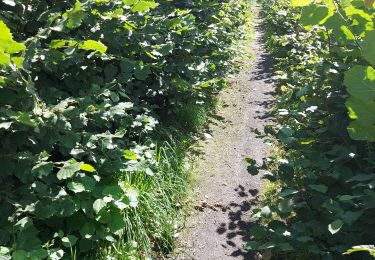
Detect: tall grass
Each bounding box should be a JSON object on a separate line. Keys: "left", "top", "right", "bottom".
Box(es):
{"left": 95, "top": 102, "right": 212, "bottom": 259}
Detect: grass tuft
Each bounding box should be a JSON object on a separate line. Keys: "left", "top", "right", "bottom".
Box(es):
{"left": 96, "top": 100, "right": 217, "bottom": 259}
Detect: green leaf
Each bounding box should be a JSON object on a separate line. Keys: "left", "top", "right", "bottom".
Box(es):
{"left": 134, "top": 61, "right": 151, "bottom": 80}
{"left": 79, "top": 238, "right": 93, "bottom": 253}
{"left": 324, "top": 14, "right": 356, "bottom": 43}
{"left": 124, "top": 187, "right": 138, "bottom": 208}
{"left": 35, "top": 203, "right": 55, "bottom": 219}
{"left": 67, "top": 181, "right": 86, "bottom": 193}
{"left": 0, "top": 122, "right": 12, "bottom": 129}
{"left": 6, "top": 41, "right": 26, "bottom": 54}
{"left": 362, "top": 30, "right": 375, "bottom": 66}
{"left": 103, "top": 185, "right": 123, "bottom": 199}
{"left": 79, "top": 176, "right": 96, "bottom": 191}
{"left": 80, "top": 163, "right": 95, "bottom": 172}
{"left": 279, "top": 243, "right": 294, "bottom": 252}
{"left": 346, "top": 97, "right": 375, "bottom": 124}
{"left": 49, "top": 249, "right": 64, "bottom": 260}
{"left": 108, "top": 211, "right": 125, "bottom": 233}
{"left": 279, "top": 188, "right": 299, "bottom": 197}
{"left": 347, "top": 120, "right": 375, "bottom": 141}
{"left": 308, "top": 184, "right": 328, "bottom": 193}
{"left": 245, "top": 241, "right": 260, "bottom": 250}
{"left": 0, "top": 52, "right": 10, "bottom": 67}
{"left": 16, "top": 226, "right": 41, "bottom": 251}
{"left": 61, "top": 235, "right": 78, "bottom": 248}
{"left": 32, "top": 162, "right": 54, "bottom": 177}
{"left": 57, "top": 198, "right": 80, "bottom": 217}
{"left": 0, "top": 20, "right": 12, "bottom": 43}
{"left": 12, "top": 56, "right": 24, "bottom": 68}
{"left": 131, "top": 0, "right": 158, "bottom": 13}
{"left": 344, "top": 245, "right": 375, "bottom": 256}
{"left": 296, "top": 236, "right": 313, "bottom": 242}
{"left": 63, "top": 1, "right": 86, "bottom": 29}
{"left": 278, "top": 198, "right": 294, "bottom": 214}
{"left": 57, "top": 162, "right": 82, "bottom": 180}
{"left": 93, "top": 198, "right": 106, "bottom": 214}
{"left": 342, "top": 211, "right": 363, "bottom": 225}
{"left": 258, "top": 242, "right": 276, "bottom": 250}
{"left": 345, "top": 5, "right": 373, "bottom": 35}
{"left": 0, "top": 158, "right": 14, "bottom": 178}
{"left": 29, "top": 249, "right": 48, "bottom": 259}
{"left": 0, "top": 20, "right": 24, "bottom": 56}
{"left": 0, "top": 246, "right": 10, "bottom": 255}
{"left": 344, "top": 65, "right": 375, "bottom": 102}
{"left": 250, "top": 225, "right": 267, "bottom": 239}
{"left": 2, "top": 0, "right": 15, "bottom": 6}
{"left": 260, "top": 206, "right": 272, "bottom": 217}
{"left": 291, "top": 0, "right": 312, "bottom": 7}
{"left": 14, "top": 112, "right": 37, "bottom": 128}
{"left": 123, "top": 150, "right": 137, "bottom": 160}
{"left": 338, "top": 195, "right": 360, "bottom": 201}
{"left": 278, "top": 127, "right": 296, "bottom": 144}
{"left": 15, "top": 217, "right": 33, "bottom": 231}
{"left": 328, "top": 219, "right": 343, "bottom": 234}
{"left": 323, "top": 199, "right": 344, "bottom": 215}
{"left": 49, "top": 39, "right": 69, "bottom": 49}
{"left": 300, "top": 4, "right": 332, "bottom": 29}
{"left": 104, "top": 64, "right": 118, "bottom": 79}
{"left": 80, "top": 222, "right": 95, "bottom": 239}
{"left": 344, "top": 66, "right": 375, "bottom": 140}
{"left": 12, "top": 250, "right": 27, "bottom": 260}
{"left": 123, "top": 0, "right": 137, "bottom": 5}
{"left": 79, "top": 40, "right": 107, "bottom": 54}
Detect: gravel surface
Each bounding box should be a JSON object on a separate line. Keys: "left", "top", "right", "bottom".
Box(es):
{"left": 172, "top": 12, "right": 274, "bottom": 260}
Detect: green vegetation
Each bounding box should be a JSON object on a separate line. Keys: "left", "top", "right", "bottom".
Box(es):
{"left": 247, "top": 0, "right": 375, "bottom": 259}
{"left": 0, "top": 0, "right": 249, "bottom": 258}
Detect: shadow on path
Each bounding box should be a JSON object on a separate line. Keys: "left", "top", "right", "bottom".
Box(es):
{"left": 216, "top": 185, "right": 260, "bottom": 259}
{"left": 175, "top": 5, "right": 275, "bottom": 259}
{"left": 214, "top": 21, "right": 274, "bottom": 259}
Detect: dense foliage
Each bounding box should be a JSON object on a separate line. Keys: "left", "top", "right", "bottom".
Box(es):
{"left": 0, "top": 0, "right": 248, "bottom": 258}
{"left": 247, "top": 0, "right": 375, "bottom": 259}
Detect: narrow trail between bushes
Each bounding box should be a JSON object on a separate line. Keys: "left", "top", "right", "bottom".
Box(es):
{"left": 173, "top": 12, "right": 275, "bottom": 260}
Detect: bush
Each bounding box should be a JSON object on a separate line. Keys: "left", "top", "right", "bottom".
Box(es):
{"left": 247, "top": 0, "right": 375, "bottom": 259}
{"left": 0, "top": 0, "right": 248, "bottom": 258}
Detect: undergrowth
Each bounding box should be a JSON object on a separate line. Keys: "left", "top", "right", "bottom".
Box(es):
{"left": 247, "top": 0, "right": 375, "bottom": 259}
{"left": 0, "top": 0, "right": 250, "bottom": 259}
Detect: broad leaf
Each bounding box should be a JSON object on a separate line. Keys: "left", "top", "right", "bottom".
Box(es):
{"left": 328, "top": 219, "right": 343, "bottom": 234}
{"left": 362, "top": 30, "right": 375, "bottom": 66}
{"left": 61, "top": 235, "right": 78, "bottom": 248}
{"left": 131, "top": 0, "right": 158, "bottom": 13}
{"left": 57, "top": 162, "right": 83, "bottom": 180}
{"left": 79, "top": 40, "right": 107, "bottom": 54}
{"left": 93, "top": 199, "right": 106, "bottom": 214}
{"left": 300, "top": 5, "right": 331, "bottom": 29}
{"left": 67, "top": 181, "right": 86, "bottom": 193}
{"left": 123, "top": 150, "right": 137, "bottom": 160}
{"left": 344, "top": 65, "right": 375, "bottom": 102}
{"left": 80, "top": 163, "right": 95, "bottom": 172}
{"left": 291, "top": 0, "right": 312, "bottom": 7}
{"left": 308, "top": 184, "right": 328, "bottom": 193}
{"left": 63, "top": 1, "right": 86, "bottom": 29}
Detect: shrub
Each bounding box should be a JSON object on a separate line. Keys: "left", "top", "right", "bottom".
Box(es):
{"left": 247, "top": 0, "right": 375, "bottom": 259}
{"left": 0, "top": 0, "right": 248, "bottom": 258}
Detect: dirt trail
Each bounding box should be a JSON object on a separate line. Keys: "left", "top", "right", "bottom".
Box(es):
{"left": 173, "top": 10, "right": 274, "bottom": 260}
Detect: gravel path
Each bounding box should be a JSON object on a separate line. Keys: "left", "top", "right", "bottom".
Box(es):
{"left": 173, "top": 11, "right": 274, "bottom": 260}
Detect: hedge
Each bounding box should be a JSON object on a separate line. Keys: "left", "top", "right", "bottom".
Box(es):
{"left": 0, "top": 0, "right": 248, "bottom": 258}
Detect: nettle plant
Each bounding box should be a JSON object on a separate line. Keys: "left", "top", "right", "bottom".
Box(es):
{"left": 0, "top": 0, "right": 248, "bottom": 258}
{"left": 247, "top": 0, "right": 375, "bottom": 259}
